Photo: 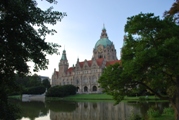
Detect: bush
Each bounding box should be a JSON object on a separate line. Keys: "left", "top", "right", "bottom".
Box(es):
{"left": 46, "top": 85, "right": 76, "bottom": 97}
{"left": 163, "top": 107, "right": 174, "bottom": 115}
{"left": 23, "top": 86, "right": 46, "bottom": 94}
{"left": 147, "top": 107, "right": 161, "bottom": 118}
{"left": 129, "top": 113, "right": 144, "bottom": 120}
{"left": 64, "top": 85, "right": 77, "bottom": 95}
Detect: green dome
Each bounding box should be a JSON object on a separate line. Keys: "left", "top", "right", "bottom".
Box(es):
{"left": 95, "top": 38, "right": 112, "bottom": 48}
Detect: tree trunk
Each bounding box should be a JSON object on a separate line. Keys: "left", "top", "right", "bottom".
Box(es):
{"left": 174, "top": 77, "right": 179, "bottom": 120}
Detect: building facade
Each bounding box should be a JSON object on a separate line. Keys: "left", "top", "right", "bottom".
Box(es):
{"left": 51, "top": 27, "right": 120, "bottom": 93}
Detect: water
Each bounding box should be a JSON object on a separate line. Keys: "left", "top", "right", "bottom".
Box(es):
{"left": 10, "top": 99, "right": 169, "bottom": 120}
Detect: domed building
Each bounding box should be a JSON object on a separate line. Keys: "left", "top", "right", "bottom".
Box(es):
{"left": 51, "top": 27, "right": 120, "bottom": 93}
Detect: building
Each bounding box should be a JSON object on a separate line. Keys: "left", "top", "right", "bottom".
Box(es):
{"left": 51, "top": 27, "right": 120, "bottom": 93}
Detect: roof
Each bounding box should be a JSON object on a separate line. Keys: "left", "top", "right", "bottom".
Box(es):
{"left": 94, "top": 27, "right": 112, "bottom": 49}
{"left": 61, "top": 50, "right": 67, "bottom": 60}
{"left": 95, "top": 38, "right": 112, "bottom": 48}
{"left": 106, "top": 60, "right": 121, "bottom": 66}
{"left": 78, "top": 58, "right": 104, "bottom": 68}
{"left": 96, "top": 58, "right": 104, "bottom": 66}
{"left": 67, "top": 67, "right": 74, "bottom": 74}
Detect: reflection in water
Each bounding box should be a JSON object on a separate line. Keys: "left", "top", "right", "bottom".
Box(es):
{"left": 49, "top": 102, "right": 140, "bottom": 120}
{"left": 46, "top": 101, "right": 78, "bottom": 112}
{"left": 10, "top": 99, "right": 169, "bottom": 120}
{"left": 10, "top": 99, "right": 48, "bottom": 120}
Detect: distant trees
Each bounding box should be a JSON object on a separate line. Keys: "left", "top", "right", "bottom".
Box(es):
{"left": 14, "top": 74, "right": 50, "bottom": 95}
{"left": 42, "top": 79, "right": 51, "bottom": 89}
{"left": 46, "top": 85, "right": 76, "bottom": 97}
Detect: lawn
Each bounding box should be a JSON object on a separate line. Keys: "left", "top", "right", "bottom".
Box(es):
{"left": 46, "top": 93, "right": 168, "bottom": 102}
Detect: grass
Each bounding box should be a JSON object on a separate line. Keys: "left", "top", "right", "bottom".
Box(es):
{"left": 8, "top": 95, "right": 21, "bottom": 100}
{"left": 64, "top": 93, "right": 113, "bottom": 100}
{"left": 148, "top": 114, "right": 174, "bottom": 120}
{"left": 46, "top": 93, "right": 113, "bottom": 101}
{"left": 46, "top": 94, "right": 168, "bottom": 102}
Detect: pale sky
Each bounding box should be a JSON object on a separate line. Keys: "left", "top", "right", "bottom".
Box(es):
{"left": 31, "top": 0, "right": 175, "bottom": 78}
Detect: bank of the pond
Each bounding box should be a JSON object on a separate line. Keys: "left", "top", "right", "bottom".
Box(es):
{"left": 46, "top": 93, "right": 165, "bottom": 102}
{"left": 8, "top": 95, "right": 21, "bottom": 100}
{"left": 9, "top": 94, "right": 167, "bottom": 102}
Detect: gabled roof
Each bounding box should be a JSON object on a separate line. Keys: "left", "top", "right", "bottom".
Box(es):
{"left": 78, "top": 58, "right": 104, "bottom": 68}
{"left": 106, "top": 60, "right": 121, "bottom": 66}
{"left": 96, "top": 58, "right": 104, "bottom": 66}
{"left": 67, "top": 67, "right": 74, "bottom": 74}
{"left": 79, "top": 62, "right": 84, "bottom": 68}
{"left": 87, "top": 60, "right": 92, "bottom": 67}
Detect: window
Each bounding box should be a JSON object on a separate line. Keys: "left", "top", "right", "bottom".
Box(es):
{"left": 92, "top": 86, "right": 97, "bottom": 91}
{"left": 84, "top": 86, "right": 88, "bottom": 92}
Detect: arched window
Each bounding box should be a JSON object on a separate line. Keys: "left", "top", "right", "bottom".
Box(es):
{"left": 92, "top": 86, "right": 97, "bottom": 91}
{"left": 84, "top": 86, "right": 88, "bottom": 92}
{"left": 76, "top": 87, "right": 79, "bottom": 92}
{"left": 98, "top": 55, "right": 102, "bottom": 58}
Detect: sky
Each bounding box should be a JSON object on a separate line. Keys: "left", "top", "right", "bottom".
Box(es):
{"left": 31, "top": 0, "right": 175, "bottom": 78}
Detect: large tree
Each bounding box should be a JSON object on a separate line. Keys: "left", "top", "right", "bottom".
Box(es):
{"left": 0, "top": 0, "right": 65, "bottom": 119}
{"left": 98, "top": 13, "right": 179, "bottom": 120}
{"left": 164, "top": 0, "right": 179, "bottom": 24}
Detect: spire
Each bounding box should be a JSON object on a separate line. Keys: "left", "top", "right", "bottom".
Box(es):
{"left": 100, "top": 24, "right": 108, "bottom": 39}
{"left": 61, "top": 49, "right": 67, "bottom": 60}
{"left": 103, "top": 23, "right": 105, "bottom": 30}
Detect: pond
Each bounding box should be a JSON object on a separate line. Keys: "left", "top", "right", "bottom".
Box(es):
{"left": 10, "top": 99, "right": 169, "bottom": 120}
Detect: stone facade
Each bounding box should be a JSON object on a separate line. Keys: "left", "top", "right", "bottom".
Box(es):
{"left": 51, "top": 27, "right": 120, "bottom": 93}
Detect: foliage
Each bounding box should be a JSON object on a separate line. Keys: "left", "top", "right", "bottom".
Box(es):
{"left": 0, "top": 100, "right": 20, "bottom": 120}
{"left": 163, "top": 107, "right": 174, "bottom": 115}
{"left": 129, "top": 113, "right": 144, "bottom": 120}
{"left": 164, "top": 0, "right": 179, "bottom": 24}
{"left": 42, "top": 79, "right": 51, "bottom": 89}
{"left": 147, "top": 107, "right": 161, "bottom": 118}
{"left": 98, "top": 13, "right": 179, "bottom": 119}
{"left": 0, "top": 0, "right": 66, "bottom": 119}
{"left": 46, "top": 85, "right": 77, "bottom": 97}
{"left": 13, "top": 74, "right": 48, "bottom": 95}
{"left": 23, "top": 86, "right": 46, "bottom": 94}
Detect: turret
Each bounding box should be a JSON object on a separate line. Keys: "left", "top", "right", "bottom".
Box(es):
{"left": 58, "top": 50, "right": 69, "bottom": 74}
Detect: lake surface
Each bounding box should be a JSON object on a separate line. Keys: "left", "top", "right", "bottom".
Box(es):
{"left": 10, "top": 99, "right": 169, "bottom": 120}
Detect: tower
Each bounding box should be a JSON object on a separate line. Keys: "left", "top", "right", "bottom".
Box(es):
{"left": 92, "top": 26, "right": 117, "bottom": 61}
{"left": 58, "top": 50, "right": 69, "bottom": 74}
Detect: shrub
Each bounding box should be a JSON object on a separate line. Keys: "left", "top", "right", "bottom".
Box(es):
{"left": 46, "top": 85, "right": 76, "bottom": 97}
{"left": 63, "top": 85, "right": 76, "bottom": 95}
{"left": 129, "top": 113, "right": 144, "bottom": 120}
{"left": 163, "top": 107, "right": 174, "bottom": 115}
{"left": 23, "top": 86, "right": 46, "bottom": 94}
{"left": 147, "top": 107, "right": 161, "bottom": 118}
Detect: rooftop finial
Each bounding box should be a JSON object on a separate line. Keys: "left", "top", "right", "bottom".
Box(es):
{"left": 103, "top": 23, "right": 105, "bottom": 30}
{"left": 100, "top": 24, "right": 108, "bottom": 39}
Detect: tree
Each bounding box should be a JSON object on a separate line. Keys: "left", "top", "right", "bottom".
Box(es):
{"left": 0, "top": 0, "right": 66, "bottom": 119}
{"left": 98, "top": 13, "right": 179, "bottom": 120}
{"left": 164, "top": 0, "right": 179, "bottom": 24}
{"left": 42, "top": 79, "right": 51, "bottom": 89}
